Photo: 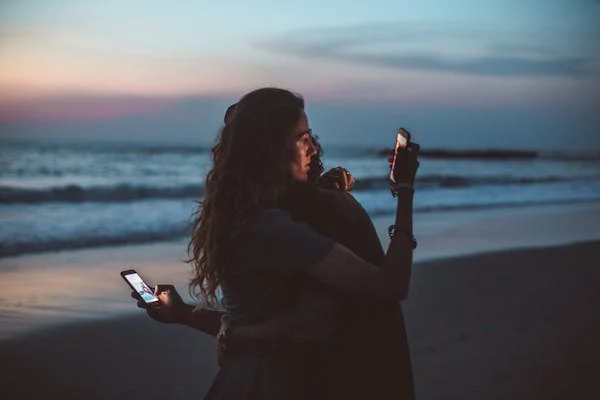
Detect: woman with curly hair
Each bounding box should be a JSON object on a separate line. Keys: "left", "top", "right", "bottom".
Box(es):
{"left": 187, "top": 87, "right": 418, "bottom": 399}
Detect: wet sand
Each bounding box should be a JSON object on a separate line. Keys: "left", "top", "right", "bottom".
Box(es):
{"left": 1, "top": 241, "right": 599, "bottom": 400}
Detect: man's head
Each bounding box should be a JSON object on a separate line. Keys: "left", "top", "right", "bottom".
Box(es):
{"left": 224, "top": 103, "right": 236, "bottom": 125}
{"left": 307, "top": 135, "right": 324, "bottom": 185}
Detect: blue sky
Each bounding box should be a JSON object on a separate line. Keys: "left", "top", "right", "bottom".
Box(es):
{"left": 0, "top": 0, "right": 599, "bottom": 149}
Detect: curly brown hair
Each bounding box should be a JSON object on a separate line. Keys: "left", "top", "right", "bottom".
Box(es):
{"left": 188, "top": 88, "right": 306, "bottom": 304}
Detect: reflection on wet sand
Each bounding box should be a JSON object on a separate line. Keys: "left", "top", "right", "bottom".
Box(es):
{"left": 0, "top": 240, "right": 191, "bottom": 340}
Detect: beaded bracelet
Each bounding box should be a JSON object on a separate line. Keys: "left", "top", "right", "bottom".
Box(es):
{"left": 388, "top": 225, "right": 418, "bottom": 249}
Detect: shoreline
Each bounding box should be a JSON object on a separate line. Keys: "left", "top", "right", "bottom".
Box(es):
{"left": 3, "top": 198, "right": 600, "bottom": 260}
{"left": 1, "top": 200, "right": 600, "bottom": 341}
{"left": 3, "top": 238, "right": 598, "bottom": 344}
{"left": 1, "top": 240, "right": 599, "bottom": 399}
{"left": 375, "top": 200, "right": 600, "bottom": 261}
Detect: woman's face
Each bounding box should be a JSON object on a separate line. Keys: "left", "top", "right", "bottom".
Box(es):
{"left": 289, "top": 111, "right": 317, "bottom": 183}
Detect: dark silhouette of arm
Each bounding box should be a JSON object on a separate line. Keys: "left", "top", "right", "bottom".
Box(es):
{"left": 182, "top": 304, "right": 224, "bottom": 337}
{"left": 307, "top": 188, "right": 413, "bottom": 300}
{"left": 307, "top": 144, "right": 417, "bottom": 300}
{"left": 228, "top": 287, "right": 337, "bottom": 343}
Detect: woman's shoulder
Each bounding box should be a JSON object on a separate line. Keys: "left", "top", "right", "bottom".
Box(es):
{"left": 241, "top": 208, "right": 299, "bottom": 239}
{"left": 286, "top": 185, "right": 362, "bottom": 210}
{"left": 312, "top": 188, "right": 369, "bottom": 218}
{"left": 250, "top": 208, "right": 294, "bottom": 228}
{"left": 233, "top": 207, "right": 335, "bottom": 275}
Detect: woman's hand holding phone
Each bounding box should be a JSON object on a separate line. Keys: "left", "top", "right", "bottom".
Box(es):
{"left": 131, "top": 284, "right": 190, "bottom": 324}
{"left": 389, "top": 128, "right": 420, "bottom": 192}
{"left": 392, "top": 143, "right": 420, "bottom": 186}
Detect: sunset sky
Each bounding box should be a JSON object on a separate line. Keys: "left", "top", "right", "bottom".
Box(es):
{"left": 1, "top": 0, "right": 599, "bottom": 149}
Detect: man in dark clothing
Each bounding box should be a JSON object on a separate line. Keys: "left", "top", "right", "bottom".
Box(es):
{"left": 279, "top": 183, "right": 415, "bottom": 399}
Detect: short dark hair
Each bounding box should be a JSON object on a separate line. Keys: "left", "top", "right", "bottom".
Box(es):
{"left": 307, "top": 135, "right": 324, "bottom": 184}
{"left": 224, "top": 103, "right": 236, "bottom": 124}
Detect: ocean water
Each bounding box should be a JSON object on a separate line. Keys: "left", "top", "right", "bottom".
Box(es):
{"left": 1, "top": 139, "right": 600, "bottom": 258}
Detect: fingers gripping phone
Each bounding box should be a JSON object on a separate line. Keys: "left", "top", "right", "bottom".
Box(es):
{"left": 121, "top": 269, "right": 160, "bottom": 306}
{"left": 390, "top": 128, "right": 411, "bottom": 183}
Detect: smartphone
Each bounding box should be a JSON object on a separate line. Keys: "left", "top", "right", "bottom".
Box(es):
{"left": 389, "top": 128, "right": 411, "bottom": 183}
{"left": 120, "top": 269, "right": 160, "bottom": 306}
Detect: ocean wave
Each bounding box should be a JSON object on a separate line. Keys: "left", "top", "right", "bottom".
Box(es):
{"left": 2, "top": 196, "right": 598, "bottom": 258}
{"left": 0, "top": 184, "right": 204, "bottom": 204}
{"left": 537, "top": 150, "right": 600, "bottom": 161}
{"left": 0, "top": 227, "right": 188, "bottom": 258}
{"left": 354, "top": 174, "right": 598, "bottom": 191}
{"left": 2, "top": 174, "right": 598, "bottom": 204}
{"left": 6, "top": 140, "right": 600, "bottom": 161}
{"left": 367, "top": 197, "right": 600, "bottom": 217}
{"left": 419, "top": 149, "right": 538, "bottom": 159}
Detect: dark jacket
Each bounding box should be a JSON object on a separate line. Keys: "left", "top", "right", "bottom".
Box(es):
{"left": 280, "top": 185, "right": 415, "bottom": 400}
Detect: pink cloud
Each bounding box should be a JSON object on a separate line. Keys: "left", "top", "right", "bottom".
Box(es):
{"left": 0, "top": 94, "right": 180, "bottom": 123}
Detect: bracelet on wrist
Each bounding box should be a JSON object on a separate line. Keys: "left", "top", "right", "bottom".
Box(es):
{"left": 388, "top": 225, "right": 417, "bottom": 249}
{"left": 389, "top": 182, "right": 414, "bottom": 197}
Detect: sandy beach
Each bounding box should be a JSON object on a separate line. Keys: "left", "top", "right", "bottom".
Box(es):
{"left": 1, "top": 202, "right": 600, "bottom": 399}
{"left": 1, "top": 241, "right": 599, "bottom": 399}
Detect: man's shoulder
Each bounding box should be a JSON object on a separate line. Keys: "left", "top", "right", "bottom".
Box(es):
{"left": 311, "top": 188, "right": 364, "bottom": 211}
{"left": 282, "top": 185, "right": 385, "bottom": 265}
{"left": 285, "top": 187, "right": 371, "bottom": 227}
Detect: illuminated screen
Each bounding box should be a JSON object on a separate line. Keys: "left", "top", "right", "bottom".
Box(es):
{"left": 390, "top": 131, "right": 409, "bottom": 183}
{"left": 125, "top": 273, "right": 159, "bottom": 304}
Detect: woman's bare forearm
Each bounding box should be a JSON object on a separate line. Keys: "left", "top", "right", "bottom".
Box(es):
{"left": 307, "top": 190, "right": 414, "bottom": 300}
{"left": 232, "top": 289, "right": 337, "bottom": 343}
{"left": 384, "top": 188, "right": 414, "bottom": 299}
{"left": 176, "top": 291, "right": 336, "bottom": 343}
{"left": 179, "top": 304, "right": 224, "bottom": 336}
